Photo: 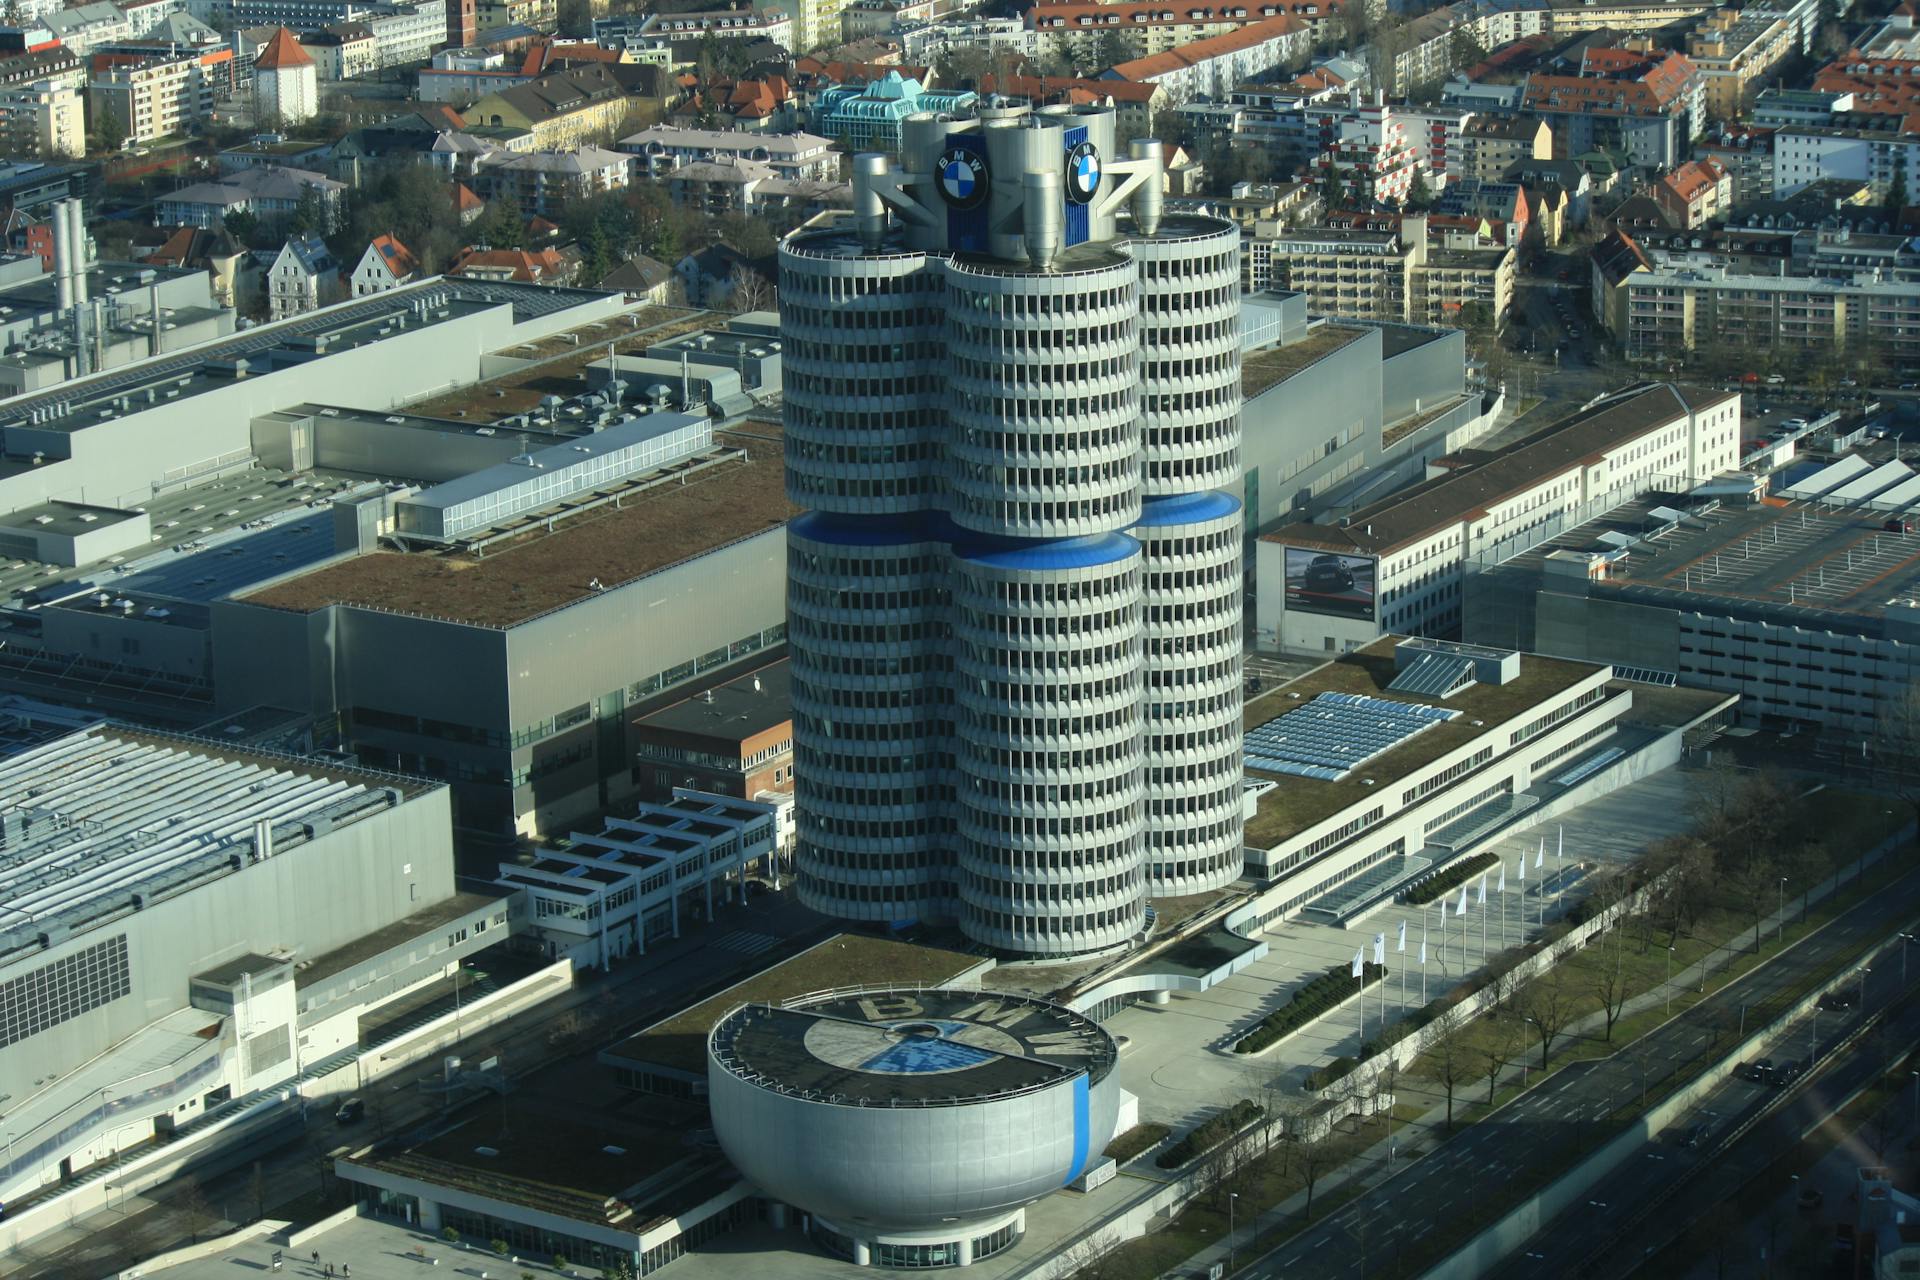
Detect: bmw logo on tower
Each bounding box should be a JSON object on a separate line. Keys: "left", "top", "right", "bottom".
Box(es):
{"left": 937, "top": 145, "right": 989, "bottom": 209}
{"left": 1065, "top": 140, "right": 1101, "bottom": 204}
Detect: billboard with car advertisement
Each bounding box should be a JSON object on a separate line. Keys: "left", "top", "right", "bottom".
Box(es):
{"left": 1283, "top": 548, "right": 1378, "bottom": 621}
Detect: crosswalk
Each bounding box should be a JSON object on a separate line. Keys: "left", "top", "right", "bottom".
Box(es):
{"left": 709, "top": 930, "right": 781, "bottom": 956}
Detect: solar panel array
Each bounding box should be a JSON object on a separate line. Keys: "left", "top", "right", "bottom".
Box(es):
{"left": 1386, "top": 653, "right": 1477, "bottom": 699}
{"left": 1244, "top": 692, "right": 1460, "bottom": 781}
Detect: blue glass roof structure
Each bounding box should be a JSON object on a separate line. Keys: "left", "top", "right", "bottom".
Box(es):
{"left": 1244, "top": 692, "right": 1459, "bottom": 781}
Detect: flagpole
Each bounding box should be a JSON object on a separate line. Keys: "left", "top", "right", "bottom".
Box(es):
{"left": 1421, "top": 915, "right": 1429, "bottom": 1004}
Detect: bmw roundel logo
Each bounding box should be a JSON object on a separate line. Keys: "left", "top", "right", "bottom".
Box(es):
{"left": 937, "top": 146, "right": 989, "bottom": 210}
{"left": 1066, "top": 140, "right": 1102, "bottom": 205}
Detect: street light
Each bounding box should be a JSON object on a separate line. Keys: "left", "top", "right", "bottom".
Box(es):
{"left": 1777, "top": 877, "right": 1787, "bottom": 943}
{"left": 1666, "top": 945, "right": 1676, "bottom": 1013}
{"left": 1860, "top": 966, "right": 1872, "bottom": 1011}
{"left": 1228, "top": 1191, "right": 1239, "bottom": 1274}
{"left": 1902, "top": 934, "right": 1918, "bottom": 986}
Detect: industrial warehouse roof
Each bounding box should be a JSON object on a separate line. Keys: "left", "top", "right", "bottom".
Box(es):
{"left": 240, "top": 428, "right": 794, "bottom": 627}
{"left": 1241, "top": 324, "right": 1370, "bottom": 397}
{"left": 0, "top": 725, "right": 432, "bottom": 966}
{"left": 1267, "top": 383, "right": 1737, "bottom": 556}
{"left": 634, "top": 659, "right": 790, "bottom": 746}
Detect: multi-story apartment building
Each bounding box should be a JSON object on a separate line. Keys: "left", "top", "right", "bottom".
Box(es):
{"left": 1599, "top": 231, "right": 1920, "bottom": 364}
{"left": 618, "top": 124, "right": 839, "bottom": 180}
{"left": 299, "top": 21, "right": 376, "bottom": 79}
{"left": 1461, "top": 113, "right": 1552, "bottom": 181}
{"left": 44, "top": 2, "right": 133, "bottom": 54}
{"left": 87, "top": 43, "right": 235, "bottom": 144}
{"left": 1386, "top": 2, "right": 1468, "bottom": 96}
{"left": 0, "top": 81, "right": 83, "bottom": 157}
{"left": 463, "top": 62, "right": 647, "bottom": 148}
{"left": 1684, "top": 7, "right": 1794, "bottom": 121}
{"left": 642, "top": 4, "right": 791, "bottom": 46}
{"left": 1250, "top": 215, "right": 1513, "bottom": 325}
{"left": 1535, "top": 0, "right": 1713, "bottom": 38}
{"left": 1025, "top": 0, "right": 1338, "bottom": 66}
{"left": 1773, "top": 114, "right": 1920, "bottom": 200}
{"left": 227, "top": 0, "right": 443, "bottom": 66}
{"left": 1316, "top": 99, "right": 1422, "bottom": 203}
{"left": 1522, "top": 46, "right": 1704, "bottom": 169}
{"left": 121, "top": 0, "right": 189, "bottom": 35}
{"left": 0, "top": 47, "right": 85, "bottom": 93}
{"left": 1101, "top": 15, "right": 1310, "bottom": 102}
{"left": 471, "top": 144, "right": 629, "bottom": 217}
{"left": 474, "top": 0, "right": 555, "bottom": 30}
{"left": 782, "top": 103, "right": 1247, "bottom": 956}
{"left": 1694, "top": 123, "right": 1773, "bottom": 202}
{"left": 1400, "top": 103, "right": 1476, "bottom": 190}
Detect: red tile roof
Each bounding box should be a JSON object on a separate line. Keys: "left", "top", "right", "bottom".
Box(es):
{"left": 254, "top": 26, "right": 314, "bottom": 70}
{"left": 1523, "top": 48, "right": 1697, "bottom": 117}
{"left": 1106, "top": 13, "right": 1303, "bottom": 80}
{"left": 1813, "top": 55, "right": 1920, "bottom": 114}
{"left": 365, "top": 233, "right": 417, "bottom": 280}
{"left": 447, "top": 245, "right": 568, "bottom": 281}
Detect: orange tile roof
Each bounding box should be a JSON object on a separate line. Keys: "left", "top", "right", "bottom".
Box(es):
{"left": 453, "top": 182, "right": 485, "bottom": 212}
{"left": 255, "top": 26, "right": 314, "bottom": 70}
{"left": 447, "top": 245, "right": 567, "bottom": 281}
{"left": 1658, "top": 156, "right": 1727, "bottom": 204}
{"left": 977, "top": 70, "right": 1160, "bottom": 102}
{"left": 1107, "top": 13, "right": 1303, "bottom": 79}
{"left": 1813, "top": 55, "right": 1920, "bottom": 113}
{"left": 366, "top": 233, "right": 417, "bottom": 280}
{"left": 1523, "top": 48, "right": 1697, "bottom": 116}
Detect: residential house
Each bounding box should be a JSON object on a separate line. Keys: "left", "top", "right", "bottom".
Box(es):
{"left": 1588, "top": 225, "right": 1651, "bottom": 340}
{"left": 445, "top": 243, "right": 573, "bottom": 281}
{"left": 45, "top": 2, "right": 133, "bottom": 55}
{"left": 267, "top": 232, "right": 341, "bottom": 319}
{"left": 300, "top": 22, "right": 377, "bottom": 80}
{"left": 1652, "top": 156, "right": 1732, "bottom": 227}
{"left": 666, "top": 74, "right": 796, "bottom": 132}
{"left": 1694, "top": 124, "right": 1774, "bottom": 203}
{"left": 345, "top": 233, "right": 416, "bottom": 295}
{"left": 676, "top": 242, "right": 770, "bottom": 307}
{"left": 146, "top": 223, "right": 255, "bottom": 309}
{"left": 473, "top": 0, "right": 556, "bottom": 31}
{"left": 598, "top": 252, "right": 674, "bottom": 303}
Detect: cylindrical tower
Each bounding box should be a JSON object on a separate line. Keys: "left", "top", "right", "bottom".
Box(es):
{"left": 1134, "top": 492, "right": 1245, "bottom": 896}
{"left": 783, "top": 104, "right": 1244, "bottom": 958}
{"left": 1130, "top": 214, "right": 1246, "bottom": 894}
{"left": 787, "top": 511, "right": 956, "bottom": 924}
{"left": 951, "top": 533, "right": 1146, "bottom": 956}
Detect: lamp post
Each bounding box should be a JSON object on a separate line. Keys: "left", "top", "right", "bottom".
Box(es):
{"left": 1666, "top": 945, "right": 1675, "bottom": 1013}
{"left": 1903, "top": 934, "right": 1917, "bottom": 986}
{"left": 1860, "top": 966, "right": 1872, "bottom": 1011}
{"left": 1229, "top": 1191, "right": 1239, "bottom": 1274}
{"left": 1777, "top": 877, "right": 1787, "bottom": 943}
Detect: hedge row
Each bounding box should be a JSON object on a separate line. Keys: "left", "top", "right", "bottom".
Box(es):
{"left": 1402, "top": 851, "right": 1502, "bottom": 905}
{"left": 1233, "top": 961, "right": 1385, "bottom": 1055}
{"left": 1154, "top": 1099, "right": 1266, "bottom": 1169}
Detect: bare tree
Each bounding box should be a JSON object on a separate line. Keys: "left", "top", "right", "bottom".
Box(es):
{"left": 1057, "top": 1227, "right": 1124, "bottom": 1280}
{"left": 1593, "top": 931, "right": 1630, "bottom": 1040}
{"left": 1872, "top": 683, "right": 1920, "bottom": 830}
{"left": 1482, "top": 1015, "right": 1525, "bottom": 1104}
{"left": 728, "top": 264, "right": 775, "bottom": 314}
{"left": 1728, "top": 851, "right": 1781, "bottom": 954}
{"left": 1523, "top": 973, "right": 1576, "bottom": 1071}
{"left": 1288, "top": 1109, "right": 1337, "bottom": 1222}
{"left": 176, "top": 1175, "right": 219, "bottom": 1245}
{"left": 1421, "top": 1005, "right": 1471, "bottom": 1131}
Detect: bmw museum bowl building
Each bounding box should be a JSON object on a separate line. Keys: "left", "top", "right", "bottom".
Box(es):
{"left": 707, "top": 988, "right": 1121, "bottom": 1268}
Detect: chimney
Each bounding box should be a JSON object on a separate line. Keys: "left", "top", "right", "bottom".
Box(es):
{"left": 66, "top": 200, "right": 88, "bottom": 306}
{"left": 51, "top": 202, "right": 72, "bottom": 312}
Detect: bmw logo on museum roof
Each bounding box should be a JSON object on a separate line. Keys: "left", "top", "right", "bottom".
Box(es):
{"left": 937, "top": 145, "right": 990, "bottom": 210}
{"left": 1065, "top": 140, "right": 1102, "bottom": 205}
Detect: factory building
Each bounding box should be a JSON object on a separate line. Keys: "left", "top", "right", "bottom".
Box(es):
{"left": 783, "top": 103, "right": 1246, "bottom": 959}
{"left": 0, "top": 711, "right": 508, "bottom": 1244}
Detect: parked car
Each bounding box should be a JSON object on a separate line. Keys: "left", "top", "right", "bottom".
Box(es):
{"left": 1775, "top": 1059, "right": 1802, "bottom": 1085}
{"left": 335, "top": 1098, "right": 365, "bottom": 1124}
{"left": 1767, "top": 374, "right": 1787, "bottom": 385}
{"left": 1742, "top": 1059, "right": 1775, "bottom": 1083}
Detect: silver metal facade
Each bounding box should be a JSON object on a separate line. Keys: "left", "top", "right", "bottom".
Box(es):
{"left": 782, "top": 104, "right": 1245, "bottom": 959}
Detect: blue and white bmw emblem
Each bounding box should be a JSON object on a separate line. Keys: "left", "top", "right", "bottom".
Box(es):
{"left": 937, "top": 145, "right": 989, "bottom": 210}
{"left": 1066, "top": 141, "right": 1101, "bottom": 205}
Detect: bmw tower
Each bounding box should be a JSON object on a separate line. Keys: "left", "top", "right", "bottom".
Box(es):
{"left": 782, "top": 103, "right": 1244, "bottom": 959}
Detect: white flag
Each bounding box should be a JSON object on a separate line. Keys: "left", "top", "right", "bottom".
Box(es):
{"left": 1518, "top": 855, "right": 1526, "bottom": 883}
{"left": 1352, "top": 948, "right": 1364, "bottom": 978}
{"left": 1374, "top": 932, "right": 1386, "bottom": 966}
{"left": 1498, "top": 863, "right": 1507, "bottom": 893}
{"left": 1397, "top": 919, "right": 1408, "bottom": 953}
{"left": 1455, "top": 884, "right": 1469, "bottom": 915}
{"left": 1535, "top": 838, "right": 1545, "bottom": 870}
{"left": 1420, "top": 940, "right": 1428, "bottom": 964}
{"left": 1557, "top": 825, "right": 1565, "bottom": 862}
{"left": 1477, "top": 872, "right": 1488, "bottom": 906}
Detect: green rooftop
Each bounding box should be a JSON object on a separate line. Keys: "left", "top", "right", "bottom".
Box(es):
{"left": 601, "top": 933, "right": 987, "bottom": 1076}
{"left": 1244, "top": 638, "right": 1605, "bottom": 849}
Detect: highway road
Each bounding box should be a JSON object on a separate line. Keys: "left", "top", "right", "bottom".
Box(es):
{"left": 1232, "top": 863, "right": 1920, "bottom": 1280}
{"left": 1488, "top": 935, "right": 1920, "bottom": 1279}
